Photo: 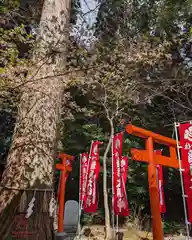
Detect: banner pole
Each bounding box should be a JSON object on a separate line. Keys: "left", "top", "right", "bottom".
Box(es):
{"left": 112, "top": 135, "right": 115, "bottom": 239}
{"left": 174, "top": 122, "right": 190, "bottom": 239}
{"left": 116, "top": 215, "right": 119, "bottom": 233}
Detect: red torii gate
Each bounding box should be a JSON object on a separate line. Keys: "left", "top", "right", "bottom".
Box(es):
{"left": 56, "top": 153, "right": 74, "bottom": 233}
{"left": 126, "top": 124, "right": 179, "bottom": 240}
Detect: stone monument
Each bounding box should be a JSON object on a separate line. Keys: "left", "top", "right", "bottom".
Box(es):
{"left": 64, "top": 200, "right": 79, "bottom": 233}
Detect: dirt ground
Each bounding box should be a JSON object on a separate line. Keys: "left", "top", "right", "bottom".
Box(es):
{"left": 77, "top": 225, "right": 187, "bottom": 240}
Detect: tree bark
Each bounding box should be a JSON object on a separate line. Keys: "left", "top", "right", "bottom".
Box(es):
{"left": 0, "top": 0, "right": 71, "bottom": 239}
{"left": 103, "top": 118, "right": 114, "bottom": 240}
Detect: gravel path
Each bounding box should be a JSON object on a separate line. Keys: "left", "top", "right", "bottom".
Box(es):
{"left": 74, "top": 225, "right": 189, "bottom": 240}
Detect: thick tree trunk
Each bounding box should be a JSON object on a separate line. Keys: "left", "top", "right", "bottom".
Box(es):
{"left": 0, "top": 0, "right": 71, "bottom": 239}
{"left": 103, "top": 119, "right": 113, "bottom": 240}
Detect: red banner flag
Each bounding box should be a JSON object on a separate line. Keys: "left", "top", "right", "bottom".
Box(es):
{"left": 80, "top": 153, "right": 89, "bottom": 201}
{"left": 113, "top": 133, "right": 129, "bottom": 216}
{"left": 179, "top": 122, "right": 192, "bottom": 223}
{"left": 83, "top": 141, "right": 101, "bottom": 213}
{"left": 155, "top": 150, "right": 166, "bottom": 214}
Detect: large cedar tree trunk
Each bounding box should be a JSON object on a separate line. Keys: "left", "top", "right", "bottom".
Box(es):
{"left": 0, "top": 0, "right": 71, "bottom": 239}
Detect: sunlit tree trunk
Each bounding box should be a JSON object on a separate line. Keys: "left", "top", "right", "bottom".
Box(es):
{"left": 0, "top": 0, "right": 71, "bottom": 239}
{"left": 103, "top": 118, "right": 113, "bottom": 240}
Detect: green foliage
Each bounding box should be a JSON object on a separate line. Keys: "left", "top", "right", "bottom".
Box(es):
{"left": 96, "top": 0, "right": 192, "bottom": 40}
{"left": 81, "top": 124, "right": 105, "bottom": 142}
{"left": 61, "top": 118, "right": 106, "bottom": 155}
{"left": 0, "top": 108, "right": 15, "bottom": 163}
{"left": 0, "top": 25, "right": 33, "bottom": 68}
{"left": 0, "top": 0, "right": 20, "bottom": 13}
{"left": 81, "top": 210, "right": 105, "bottom": 226}
{"left": 163, "top": 221, "right": 185, "bottom": 235}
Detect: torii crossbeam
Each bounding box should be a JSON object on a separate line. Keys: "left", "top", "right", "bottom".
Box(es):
{"left": 126, "top": 124, "right": 179, "bottom": 240}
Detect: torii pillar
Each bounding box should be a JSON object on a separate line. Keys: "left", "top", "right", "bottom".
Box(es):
{"left": 126, "top": 124, "right": 179, "bottom": 240}
{"left": 56, "top": 153, "right": 74, "bottom": 233}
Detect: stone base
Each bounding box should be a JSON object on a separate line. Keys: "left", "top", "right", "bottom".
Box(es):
{"left": 55, "top": 232, "right": 68, "bottom": 240}
{"left": 55, "top": 232, "right": 77, "bottom": 240}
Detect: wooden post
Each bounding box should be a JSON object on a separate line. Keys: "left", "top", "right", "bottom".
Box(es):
{"left": 146, "top": 137, "right": 163, "bottom": 240}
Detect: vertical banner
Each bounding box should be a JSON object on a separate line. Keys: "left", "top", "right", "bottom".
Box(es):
{"left": 113, "top": 133, "right": 129, "bottom": 216}
{"left": 155, "top": 150, "right": 166, "bottom": 214}
{"left": 179, "top": 122, "right": 192, "bottom": 223}
{"left": 83, "top": 141, "right": 102, "bottom": 213}
{"left": 80, "top": 153, "right": 89, "bottom": 201}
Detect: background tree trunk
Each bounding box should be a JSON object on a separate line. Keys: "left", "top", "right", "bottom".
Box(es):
{"left": 0, "top": 0, "right": 71, "bottom": 239}
{"left": 103, "top": 118, "right": 114, "bottom": 240}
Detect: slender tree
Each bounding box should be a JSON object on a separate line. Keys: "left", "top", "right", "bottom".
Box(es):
{"left": 0, "top": 0, "right": 71, "bottom": 239}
